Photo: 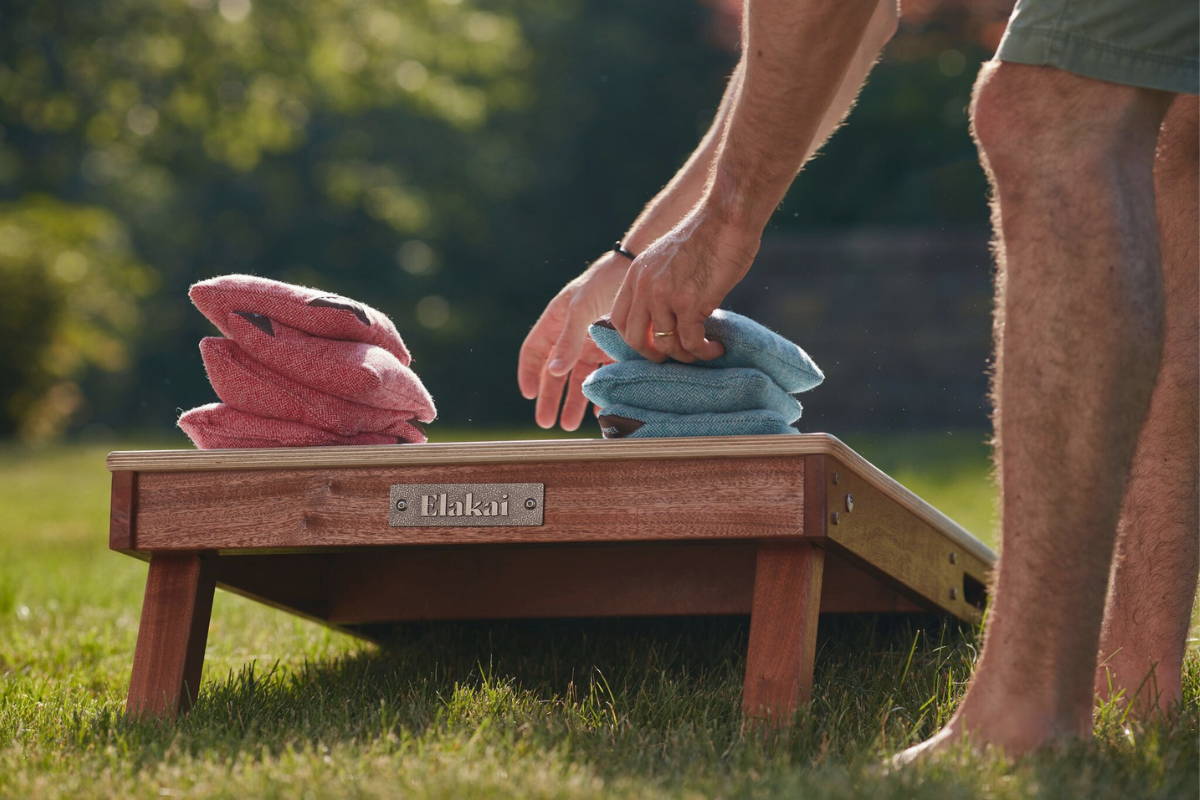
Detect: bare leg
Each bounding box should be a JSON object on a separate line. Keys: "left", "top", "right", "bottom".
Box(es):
{"left": 897, "top": 62, "right": 1171, "bottom": 761}
{"left": 1096, "top": 95, "right": 1200, "bottom": 716}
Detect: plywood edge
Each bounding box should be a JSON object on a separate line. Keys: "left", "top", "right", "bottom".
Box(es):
{"left": 106, "top": 433, "right": 845, "bottom": 472}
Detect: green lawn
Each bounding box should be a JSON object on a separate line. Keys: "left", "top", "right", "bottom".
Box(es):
{"left": 0, "top": 431, "right": 1195, "bottom": 798}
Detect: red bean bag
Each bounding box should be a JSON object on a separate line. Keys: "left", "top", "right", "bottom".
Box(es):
{"left": 221, "top": 311, "right": 435, "bottom": 417}
{"left": 189, "top": 274, "right": 411, "bottom": 365}
{"left": 178, "top": 402, "right": 425, "bottom": 449}
{"left": 200, "top": 337, "right": 431, "bottom": 438}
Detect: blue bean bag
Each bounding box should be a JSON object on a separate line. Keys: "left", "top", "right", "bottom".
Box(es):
{"left": 582, "top": 361, "right": 802, "bottom": 422}
{"left": 588, "top": 309, "right": 824, "bottom": 394}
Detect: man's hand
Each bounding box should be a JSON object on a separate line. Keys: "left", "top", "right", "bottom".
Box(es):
{"left": 610, "top": 209, "right": 759, "bottom": 362}
{"left": 517, "top": 252, "right": 627, "bottom": 430}
{"left": 519, "top": 0, "right": 892, "bottom": 427}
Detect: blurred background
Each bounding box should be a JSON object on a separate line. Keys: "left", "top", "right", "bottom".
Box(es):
{"left": 1, "top": 0, "right": 1014, "bottom": 444}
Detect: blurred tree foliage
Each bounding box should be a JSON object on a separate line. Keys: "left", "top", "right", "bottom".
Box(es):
{"left": 0, "top": 197, "right": 154, "bottom": 439}
{"left": 0, "top": 0, "right": 999, "bottom": 438}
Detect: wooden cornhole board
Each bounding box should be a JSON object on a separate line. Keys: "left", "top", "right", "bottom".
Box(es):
{"left": 107, "top": 433, "right": 995, "bottom": 725}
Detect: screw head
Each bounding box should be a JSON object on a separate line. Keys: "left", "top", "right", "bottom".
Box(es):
{"left": 831, "top": 511, "right": 840, "bottom": 525}
{"left": 395, "top": 498, "right": 408, "bottom": 511}
{"left": 845, "top": 494, "right": 855, "bottom": 512}
{"left": 524, "top": 498, "right": 537, "bottom": 510}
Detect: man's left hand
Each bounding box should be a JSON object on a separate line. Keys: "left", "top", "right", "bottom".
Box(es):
{"left": 610, "top": 210, "right": 760, "bottom": 362}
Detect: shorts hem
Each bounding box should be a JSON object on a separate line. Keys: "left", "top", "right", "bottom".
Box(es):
{"left": 996, "top": 24, "right": 1199, "bottom": 95}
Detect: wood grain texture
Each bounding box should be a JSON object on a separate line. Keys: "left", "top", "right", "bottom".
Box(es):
{"left": 824, "top": 455, "right": 992, "bottom": 622}
{"left": 820, "top": 551, "right": 927, "bottom": 614}
{"left": 109, "top": 470, "right": 137, "bottom": 551}
{"left": 251, "top": 543, "right": 913, "bottom": 624}
{"left": 802, "top": 454, "right": 828, "bottom": 545}
{"left": 126, "top": 553, "right": 215, "bottom": 718}
{"left": 214, "top": 553, "right": 330, "bottom": 620}
{"left": 742, "top": 543, "right": 825, "bottom": 725}
{"left": 107, "top": 434, "right": 994, "bottom": 565}
{"left": 201, "top": 545, "right": 923, "bottom": 631}
{"left": 324, "top": 542, "right": 754, "bottom": 622}
{"left": 132, "top": 456, "right": 805, "bottom": 550}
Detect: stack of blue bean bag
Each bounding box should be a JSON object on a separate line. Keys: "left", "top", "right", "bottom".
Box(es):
{"left": 583, "top": 310, "right": 823, "bottom": 438}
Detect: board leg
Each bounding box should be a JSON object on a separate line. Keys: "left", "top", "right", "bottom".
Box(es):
{"left": 742, "top": 542, "right": 825, "bottom": 727}
{"left": 126, "top": 552, "right": 216, "bottom": 719}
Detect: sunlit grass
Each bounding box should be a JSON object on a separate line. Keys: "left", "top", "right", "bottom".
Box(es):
{"left": 0, "top": 432, "right": 1194, "bottom": 798}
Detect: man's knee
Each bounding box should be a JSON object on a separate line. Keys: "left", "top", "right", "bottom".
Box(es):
{"left": 970, "top": 61, "right": 1171, "bottom": 179}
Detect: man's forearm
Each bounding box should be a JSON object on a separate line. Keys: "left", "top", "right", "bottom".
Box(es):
{"left": 621, "top": 63, "right": 744, "bottom": 253}
{"left": 803, "top": 0, "right": 897, "bottom": 162}
{"left": 706, "top": 0, "right": 885, "bottom": 233}
{"left": 624, "top": 0, "right": 894, "bottom": 253}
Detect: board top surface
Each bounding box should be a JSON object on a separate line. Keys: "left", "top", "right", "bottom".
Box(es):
{"left": 107, "top": 433, "right": 996, "bottom": 564}
{"left": 109, "top": 433, "right": 907, "bottom": 471}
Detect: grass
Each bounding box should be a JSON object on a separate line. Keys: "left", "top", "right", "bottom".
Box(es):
{"left": 0, "top": 429, "right": 1195, "bottom": 798}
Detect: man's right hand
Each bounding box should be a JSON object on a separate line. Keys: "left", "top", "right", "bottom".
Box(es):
{"left": 517, "top": 252, "right": 628, "bottom": 430}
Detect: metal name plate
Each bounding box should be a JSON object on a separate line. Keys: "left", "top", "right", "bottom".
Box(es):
{"left": 388, "top": 483, "right": 544, "bottom": 527}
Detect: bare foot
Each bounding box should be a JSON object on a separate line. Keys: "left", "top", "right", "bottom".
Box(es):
{"left": 890, "top": 695, "right": 1090, "bottom": 766}
{"left": 890, "top": 725, "right": 963, "bottom": 767}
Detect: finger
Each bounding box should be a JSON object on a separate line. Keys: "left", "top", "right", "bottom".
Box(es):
{"left": 517, "top": 327, "right": 548, "bottom": 399}
{"left": 649, "top": 305, "right": 694, "bottom": 363}
{"left": 580, "top": 334, "right": 610, "bottom": 366}
{"left": 534, "top": 366, "right": 568, "bottom": 429}
{"left": 546, "top": 304, "right": 586, "bottom": 378}
{"left": 624, "top": 294, "right": 663, "bottom": 362}
{"left": 676, "top": 313, "right": 725, "bottom": 361}
{"left": 609, "top": 271, "right": 635, "bottom": 334}
{"left": 518, "top": 310, "right": 559, "bottom": 399}
{"left": 559, "top": 359, "right": 595, "bottom": 431}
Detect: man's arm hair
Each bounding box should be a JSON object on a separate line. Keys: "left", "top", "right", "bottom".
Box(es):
{"left": 706, "top": 0, "right": 891, "bottom": 233}
{"left": 799, "top": 0, "right": 898, "bottom": 164}
{"left": 624, "top": 0, "right": 896, "bottom": 252}
{"left": 622, "top": 62, "right": 744, "bottom": 253}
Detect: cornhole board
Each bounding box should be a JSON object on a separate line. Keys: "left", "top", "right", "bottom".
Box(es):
{"left": 107, "top": 433, "right": 995, "bottom": 726}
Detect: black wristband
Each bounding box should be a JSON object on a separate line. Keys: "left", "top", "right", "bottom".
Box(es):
{"left": 612, "top": 241, "right": 637, "bottom": 260}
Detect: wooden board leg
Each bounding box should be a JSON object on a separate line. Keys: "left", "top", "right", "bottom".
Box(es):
{"left": 742, "top": 542, "right": 825, "bottom": 727}
{"left": 126, "top": 553, "right": 215, "bottom": 719}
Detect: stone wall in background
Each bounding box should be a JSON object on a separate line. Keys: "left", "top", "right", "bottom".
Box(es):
{"left": 727, "top": 228, "right": 995, "bottom": 433}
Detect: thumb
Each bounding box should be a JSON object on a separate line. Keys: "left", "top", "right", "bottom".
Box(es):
{"left": 547, "top": 306, "right": 587, "bottom": 377}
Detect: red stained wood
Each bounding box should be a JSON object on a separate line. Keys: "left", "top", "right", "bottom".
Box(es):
{"left": 126, "top": 553, "right": 216, "bottom": 718}
{"left": 220, "top": 544, "right": 912, "bottom": 624}
{"left": 108, "top": 437, "right": 993, "bottom": 724}
{"left": 322, "top": 542, "right": 755, "bottom": 622}
{"left": 742, "top": 543, "right": 826, "bottom": 726}
{"left": 132, "top": 456, "right": 806, "bottom": 551}
{"left": 819, "top": 551, "right": 927, "bottom": 614}
{"left": 214, "top": 552, "right": 330, "bottom": 620}
{"left": 109, "top": 470, "right": 137, "bottom": 551}
{"left": 802, "top": 454, "right": 828, "bottom": 541}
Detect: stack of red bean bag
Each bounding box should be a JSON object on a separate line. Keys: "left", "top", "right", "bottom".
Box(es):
{"left": 177, "top": 274, "right": 436, "bottom": 448}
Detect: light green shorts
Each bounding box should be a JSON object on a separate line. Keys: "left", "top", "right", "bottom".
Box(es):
{"left": 995, "top": 0, "right": 1199, "bottom": 95}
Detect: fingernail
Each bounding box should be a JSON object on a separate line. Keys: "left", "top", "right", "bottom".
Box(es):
{"left": 548, "top": 359, "right": 567, "bottom": 374}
